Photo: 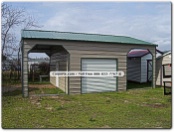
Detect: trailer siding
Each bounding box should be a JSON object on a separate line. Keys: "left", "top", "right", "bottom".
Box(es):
{"left": 156, "top": 53, "right": 171, "bottom": 86}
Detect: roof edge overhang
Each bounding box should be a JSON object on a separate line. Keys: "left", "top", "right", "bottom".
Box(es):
{"left": 127, "top": 52, "right": 151, "bottom": 58}
{"left": 21, "top": 37, "right": 158, "bottom": 47}
{"left": 21, "top": 29, "right": 158, "bottom": 46}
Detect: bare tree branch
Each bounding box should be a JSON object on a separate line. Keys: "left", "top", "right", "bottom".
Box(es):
{"left": 1, "top": 2, "right": 42, "bottom": 82}
{"left": 1, "top": 3, "right": 41, "bottom": 60}
{"left": 24, "top": 15, "right": 42, "bottom": 29}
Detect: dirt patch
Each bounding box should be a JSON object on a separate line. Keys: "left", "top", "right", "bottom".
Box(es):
{"left": 29, "top": 96, "right": 42, "bottom": 105}
{"left": 142, "top": 103, "right": 166, "bottom": 108}
{"left": 45, "top": 107, "right": 53, "bottom": 111}
{"left": 124, "top": 100, "right": 129, "bottom": 103}
{"left": 29, "top": 84, "right": 56, "bottom": 89}
{"left": 50, "top": 96, "right": 71, "bottom": 105}
{"left": 100, "top": 125, "right": 111, "bottom": 128}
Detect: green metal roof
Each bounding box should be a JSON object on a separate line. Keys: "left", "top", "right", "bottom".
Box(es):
{"left": 21, "top": 30, "right": 157, "bottom": 46}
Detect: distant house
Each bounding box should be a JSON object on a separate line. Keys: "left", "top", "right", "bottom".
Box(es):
{"left": 127, "top": 49, "right": 162, "bottom": 83}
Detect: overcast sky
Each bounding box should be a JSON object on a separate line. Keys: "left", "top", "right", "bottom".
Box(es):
{"left": 7, "top": 1, "right": 171, "bottom": 58}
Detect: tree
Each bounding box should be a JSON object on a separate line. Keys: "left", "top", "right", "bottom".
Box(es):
{"left": 1, "top": 3, "right": 40, "bottom": 59}
{"left": 38, "top": 62, "right": 50, "bottom": 75}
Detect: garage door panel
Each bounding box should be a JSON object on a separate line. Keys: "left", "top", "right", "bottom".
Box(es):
{"left": 82, "top": 77, "right": 116, "bottom": 84}
{"left": 82, "top": 87, "right": 116, "bottom": 93}
{"left": 82, "top": 63, "right": 116, "bottom": 65}
{"left": 82, "top": 59, "right": 117, "bottom": 93}
{"left": 82, "top": 82, "right": 116, "bottom": 87}
{"left": 82, "top": 87, "right": 116, "bottom": 91}
{"left": 82, "top": 67, "right": 116, "bottom": 71}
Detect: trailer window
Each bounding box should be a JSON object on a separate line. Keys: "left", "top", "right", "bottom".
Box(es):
{"left": 163, "top": 64, "right": 171, "bottom": 78}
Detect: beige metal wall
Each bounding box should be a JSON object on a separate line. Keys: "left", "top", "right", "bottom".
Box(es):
{"left": 156, "top": 54, "right": 171, "bottom": 86}
{"left": 50, "top": 52, "right": 68, "bottom": 93}
{"left": 50, "top": 77, "right": 56, "bottom": 86}
{"left": 22, "top": 39, "right": 156, "bottom": 96}
{"left": 63, "top": 43, "right": 156, "bottom": 94}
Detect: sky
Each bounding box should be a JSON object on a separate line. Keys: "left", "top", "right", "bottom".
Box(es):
{"left": 6, "top": 1, "right": 171, "bottom": 58}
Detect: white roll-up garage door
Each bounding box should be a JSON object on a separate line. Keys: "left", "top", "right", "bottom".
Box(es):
{"left": 82, "top": 59, "right": 117, "bottom": 93}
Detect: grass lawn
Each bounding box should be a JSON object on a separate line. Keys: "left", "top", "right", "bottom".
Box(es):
{"left": 2, "top": 88, "right": 171, "bottom": 128}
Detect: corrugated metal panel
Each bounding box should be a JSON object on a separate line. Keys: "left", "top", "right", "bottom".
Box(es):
{"left": 127, "top": 58, "right": 141, "bottom": 82}
{"left": 128, "top": 53, "right": 152, "bottom": 83}
{"left": 82, "top": 59, "right": 117, "bottom": 93}
{"left": 50, "top": 77, "right": 56, "bottom": 86}
{"left": 141, "top": 54, "right": 152, "bottom": 82}
{"left": 21, "top": 30, "right": 157, "bottom": 46}
{"left": 50, "top": 52, "right": 68, "bottom": 92}
{"left": 147, "top": 61, "right": 152, "bottom": 81}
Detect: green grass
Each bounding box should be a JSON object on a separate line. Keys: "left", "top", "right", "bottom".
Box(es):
{"left": 2, "top": 88, "right": 171, "bottom": 128}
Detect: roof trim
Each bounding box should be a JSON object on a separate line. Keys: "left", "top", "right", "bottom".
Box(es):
{"left": 128, "top": 52, "right": 150, "bottom": 58}
{"left": 156, "top": 49, "right": 163, "bottom": 54}
{"left": 156, "top": 51, "right": 171, "bottom": 59}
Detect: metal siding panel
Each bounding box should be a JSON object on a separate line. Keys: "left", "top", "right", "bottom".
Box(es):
{"left": 50, "top": 52, "right": 68, "bottom": 91}
{"left": 127, "top": 58, "right": 141, "bottom": 82}
{"left": 59, "top": 77, "right": 66, "bottom": 92}
{"left": 82, "top": 59, "right": 117, "bottom": 93}
{"left": 50, "top": 77, "right": 56, "bottom": 86}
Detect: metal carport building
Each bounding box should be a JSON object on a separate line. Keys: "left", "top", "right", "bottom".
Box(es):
{"left": 20, "top": 30, "right": 157, "bottom": 97}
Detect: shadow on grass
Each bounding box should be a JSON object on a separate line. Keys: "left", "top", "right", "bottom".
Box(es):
{"left": 2, "top": 90, "right": 22, "bottom": 97}
{"left": 28, "top": 81, "right": 51, "bottom": 85}
{"left": 2, "top": 88, "right": 40, "bottom": 97}
{"left": 127, "top": 81, "right": 152, "bottom": 89}
{"left": 2, "top": 85, "right": 65, "bottom": 97}
{"left": 30, "top": 88, "right": 65, "bottom": 95}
